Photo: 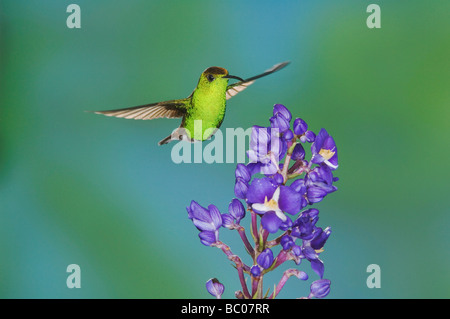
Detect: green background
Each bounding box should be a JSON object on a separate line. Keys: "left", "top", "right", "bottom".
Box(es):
{"left": 1, "top": 0, "right": 449, "bottom": 298}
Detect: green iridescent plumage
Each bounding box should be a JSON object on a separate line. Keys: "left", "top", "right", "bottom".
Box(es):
{"left": 93, "top": 62, "right": 289, "bottom": 145}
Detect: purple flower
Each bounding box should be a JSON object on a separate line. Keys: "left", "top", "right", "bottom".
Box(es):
{"left": 303, "top": 164, "right": 338, "bottom": 204}
{"left": 308, "top": 279, "right": 331, "bottom": 299}
{"left": 270, "top": 114, "right": 290, "bottom": 133}
{"left": 311, "top": 128, "right": 338, "bottom": 170}
{"left": 187, "top": 201, "right": 222, "bottom": 246}
{"left": 257, "top": 248, "right": 274, "bottom": 269}
{"left": 206, "top": 278, "right": 224, "bottom": 299}
{"left": 271, "top": 104, "right": 292, "bottom": 134}
{"left": 306, "top": 164, "right": 338, "bottom": 194}
{"left": 293, "top": 118, "right": 308, "bottom": 135}
{"left": 291, "top": 208, "right": 319, "bottom": 240}
{"left": 293, "top": 118, "right": 316, "bottom": 143}
{"left": 247, "top": 178, "right": 302, "bottom": 233}
{"left": 273, "top": 104, "right": 292, "bottom": 122}
{"left": 187, "top": 201, "right": 222, "bottom": 232}
{"left": 187, "top": 104, "right": 338, "bottom": 299}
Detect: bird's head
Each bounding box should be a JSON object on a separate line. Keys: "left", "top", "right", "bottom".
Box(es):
{"left": 197, "top": 66, "right": 244, "bottom": 92}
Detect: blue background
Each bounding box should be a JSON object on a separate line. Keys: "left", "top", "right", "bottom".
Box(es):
{"left": 1, "top": 0, "right": 449, "bottom": 298}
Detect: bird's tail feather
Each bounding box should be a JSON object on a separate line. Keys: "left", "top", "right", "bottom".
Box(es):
{"left": 158, "top": 135, "right": 173, "bottom": 146}
{"left": 158, "top": 127, "right": 195, "bottom": 145}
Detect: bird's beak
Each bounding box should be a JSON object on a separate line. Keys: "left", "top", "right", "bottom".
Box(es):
{"left": 223, "top": 74, "right": 245, "bottom": 82}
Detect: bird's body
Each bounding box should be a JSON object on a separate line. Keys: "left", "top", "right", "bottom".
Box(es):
{"left": 93, "top": 62, "right": 289, "bottom": 145}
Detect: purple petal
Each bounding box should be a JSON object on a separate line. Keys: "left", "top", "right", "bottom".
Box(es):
{"left": 250, "top": 126, "right": 270, "bottom": 152}
{"left": 300, "top": 197, "right": 308, "bottom": 209}
{"left": 273, "top": 173, "right": 284, "bottom": 185}
{"left": 246, "top": 178, "right": 277, "bottom": 204}
{"left": 306, "top": 186, "right": 328, "bottom": 203}
{"left": 303, "top": 246, "right": 318, "bottom": 260}
{"left": 311, "top": 153, "right": 324, "bottom": 164}
{"left": 198, "top": 231, "right": 218, "bottom": 246}
{"left": 310, "top": 227, "right": 332, "bottom": 250}
{"left": 270, "top": 114, "right": 290, "bottom": 133}
{"left": 322, "top": 135, "right": 337, "bottom": 151}
{"left": 208, "top": 204, "right": 223, "bottom": 230}
{"left": 278, "top": 185, "right": 302, "bottom": 215}
{"left": 292, "top": 245, "right": 302, "bottom": 257}
{"left": 250, "top": 265, "right": 261, "bottom": 277}
{"left": 311, "top": 259, "right": 325, "bottom": 279}
{"left": 290, "top": 179, "right": 306, "bottom": 194}
{"left": 311, "top": 128, "right": 328, "bottom": 155}
{"left": 247, "top": 149, "right": 260, "bottom": 163}
{"left": 188, "top": 201, "right": 210, "bottom": 221}
{"left": 246, "top": 162, "right": 262, "bottom": 176}
{"left": 221, "top": 214, "right": 234, "bottom": 229}
{"left": 235, "top": 163, "right": 251, "bottom": 182}
{"left": 261, "top": 211, "right": 283, "bottom": 233}
{"left": 279, "top": 215, "right": 293, "bottom": 231}
{"left": 304, "top": 130, "right": 316, "bottom": 143}
{"left": 234, "top": 180, "right": 248, "bottom": 199}
{"left": 260, "top": 160, "right": 279, "bottom": 175}
{"left": 283, "top": 129, "right": 294, "bottom": 141}
{"left": 297, "top": 271, "right": 309, "bottom": 281}
{"left": 317, "top": 164, "right": 333, "bottom": 185}
{"left": 301, "top": 208, "right": 320, "bottom": 220}
{"left": 281, "top": 235, "right": 295, "bottom": 250}
{"left": 189, "top": 201, "right": 220, "bottom": 232}
{"left": 327, "top": 151, "right": 338, "bottom": 170}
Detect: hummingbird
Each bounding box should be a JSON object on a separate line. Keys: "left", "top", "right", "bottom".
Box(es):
{"left": 93, "top": 61, "right": 290, "bottom": 145}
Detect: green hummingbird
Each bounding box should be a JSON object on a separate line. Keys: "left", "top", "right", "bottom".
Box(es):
{"left": 93, "top": 61, "right": 289, "bottom": 145}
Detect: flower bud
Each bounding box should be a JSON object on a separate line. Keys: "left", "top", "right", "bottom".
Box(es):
{"left": 257, "top": 248, "right": 274, "bottom": 269}
{"left": 228, "top": 198, "right": 245, "bottom": 223}
{"left": 308, "top": 279, "right": 331, "bottom": 299}
{"left": 206, "top": 278, "right": 224, "bottom": 299}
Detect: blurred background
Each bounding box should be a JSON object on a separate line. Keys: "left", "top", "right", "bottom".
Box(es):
{"left": 1, "top": 0, "right": 449, "bottom": 298}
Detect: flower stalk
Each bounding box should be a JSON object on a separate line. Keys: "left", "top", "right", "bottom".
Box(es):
{"left": 188, "top": 104, "right": 339, "bottom": 299}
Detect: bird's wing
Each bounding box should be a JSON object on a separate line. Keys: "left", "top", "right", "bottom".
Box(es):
{"left": 92, "top": 99, "right": 188, "bottom": 120}
{"left": 225, "top": 61, "right": 290, "bottom": 100}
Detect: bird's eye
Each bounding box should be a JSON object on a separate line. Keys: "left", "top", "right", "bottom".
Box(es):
{"left": 207, "top": 74, "right": 215, "bottom": 82}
